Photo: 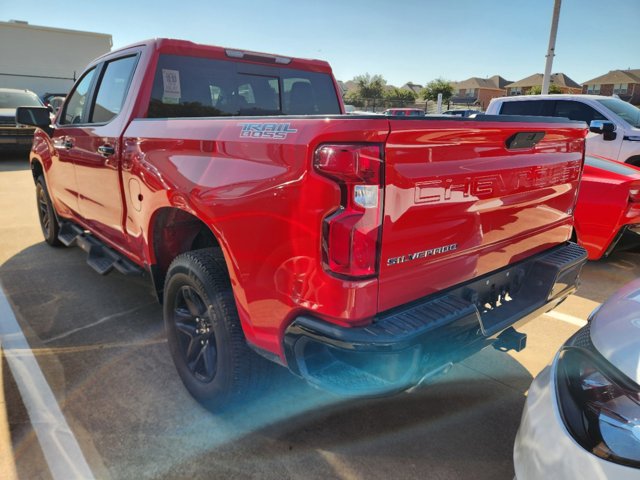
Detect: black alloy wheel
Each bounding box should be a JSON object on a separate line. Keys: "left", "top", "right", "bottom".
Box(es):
{"left": 163, "top": 248, "right": 272, "bottom": 411}
{"left": 36, "top": 176, "right": 62, "bottom": 246}
{"left": 172, "top": 285, "right": 217, "bottom": 383}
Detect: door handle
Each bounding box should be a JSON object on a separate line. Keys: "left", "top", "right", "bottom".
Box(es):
{"left": 64, "top": 140, "right": 73, "bottom": 149}
{"left": 98, "top": 145, "right": 115, "bottom": 157}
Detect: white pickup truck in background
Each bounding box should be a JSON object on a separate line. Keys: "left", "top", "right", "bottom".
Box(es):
{"left": 486, "top": 94, "right": 640, "bottom": 166}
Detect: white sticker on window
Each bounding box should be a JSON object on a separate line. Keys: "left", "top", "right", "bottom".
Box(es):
{"left": 162, "top": 69, "right": 181, "bottom": 103}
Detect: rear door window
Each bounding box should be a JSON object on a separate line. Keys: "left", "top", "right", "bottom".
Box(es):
{"left": 499, "top": 100, "right": 554, "bottom": 117}
{"left": 147, "top": 54, "right": 340, "bottom": 118}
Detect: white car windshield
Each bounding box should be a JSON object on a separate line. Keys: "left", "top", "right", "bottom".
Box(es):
{"left": 596, "top": 98, "right": 640, "bottom": 128}
{"left": 0, "top": 91, "right": 42, "bottom": 109}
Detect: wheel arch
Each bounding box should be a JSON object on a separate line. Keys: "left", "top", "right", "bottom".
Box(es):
{"left": 147, "top": 206, "right": 232, "bottom": 303}
{"left": 30, "top": 157, "right": 44, "bottom": 183}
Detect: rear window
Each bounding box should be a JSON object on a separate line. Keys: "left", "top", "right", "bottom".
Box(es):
{"left": 147, "top": 54, "right": 340, "bottom": 118}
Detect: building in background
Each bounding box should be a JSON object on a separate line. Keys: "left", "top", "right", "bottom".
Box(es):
{"left": 400, "top": 82, "right": 423, "bottom": 97}
{"left": 0, "top": 20, "right": 112, "bottom": 97}
{"left": 505, "top": 73, "right": 581, "bottom": 96}
{"left": 450, "top": 75, "right": 511, "bottom": 109}
{"left": 582, "top": 69, "right": 640, "bottom": 105}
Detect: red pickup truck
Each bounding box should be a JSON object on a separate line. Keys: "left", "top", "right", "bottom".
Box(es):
{"left": 18, "top": 39, "right": 588, "bottom": 409}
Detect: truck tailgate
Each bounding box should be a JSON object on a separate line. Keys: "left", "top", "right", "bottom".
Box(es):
{"left": 378, "top": 118, "right": 587, "bottom": 313}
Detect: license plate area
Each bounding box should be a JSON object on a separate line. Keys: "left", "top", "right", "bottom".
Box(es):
{"left": 461, "top": 265, "right": 530, "bottom": 336}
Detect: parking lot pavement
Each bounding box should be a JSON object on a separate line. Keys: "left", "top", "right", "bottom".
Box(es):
{"left": 1, "top": 152, "right": 638, "bottom": 479}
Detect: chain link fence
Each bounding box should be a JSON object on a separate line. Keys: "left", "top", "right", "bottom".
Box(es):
{"left": 345, "top": 97, "right": 457, "bottom": 114}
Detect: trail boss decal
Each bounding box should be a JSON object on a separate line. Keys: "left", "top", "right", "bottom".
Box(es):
{"left": 387, "top": 243, "right": 458, "bottom": 266}
{"left": 238, "top": 123, "right": 297, "bottom": 140}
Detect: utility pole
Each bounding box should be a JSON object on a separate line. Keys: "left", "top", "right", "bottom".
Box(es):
{"left": 542, "top": 0, "right": 562, "bottom": 95}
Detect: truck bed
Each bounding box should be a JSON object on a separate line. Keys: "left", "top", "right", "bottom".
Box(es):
{"left": 122, "top": 114, "right": 586, "bottom": 357}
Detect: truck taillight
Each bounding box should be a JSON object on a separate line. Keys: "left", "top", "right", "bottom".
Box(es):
{"left": 314, "top": 144, "right": 383, "bottom": 278}
{"left": 629, "top": 183, "right": 640, "bottom": 203}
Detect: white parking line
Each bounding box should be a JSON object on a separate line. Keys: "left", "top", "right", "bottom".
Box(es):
{"left": 43, "top": 302, "right": 156, "bottom": 343}
{"left": 0, "top": 285, "right": 95, "bottom": 480}
{"left": 545, "top": 310, "right": 588, "bottom": 327}
{"left": 0, "top": 349, "right": 19, "bottom": 480}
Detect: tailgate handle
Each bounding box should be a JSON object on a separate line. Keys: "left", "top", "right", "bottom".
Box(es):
{"left": 505, "top": 131, "right": 545, "bottom": 150}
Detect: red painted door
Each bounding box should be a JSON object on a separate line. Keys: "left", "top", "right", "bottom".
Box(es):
{"left": 71, "top": 55, "right": 138, "bottom": 249}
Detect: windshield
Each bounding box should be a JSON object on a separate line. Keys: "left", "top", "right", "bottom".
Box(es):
{"left": 0, "top": 90, "right": 43, "bottom": 109}
{"left": 596, "top": 98, "right": 640, "bottom": 128}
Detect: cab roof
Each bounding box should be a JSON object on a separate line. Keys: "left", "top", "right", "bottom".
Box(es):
{"left": 103, "top": 38, "right": 333, "bottom": 74}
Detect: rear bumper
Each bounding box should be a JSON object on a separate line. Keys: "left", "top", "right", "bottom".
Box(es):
{"left": 284, "top": 242, "right": 587, "bottom": 396}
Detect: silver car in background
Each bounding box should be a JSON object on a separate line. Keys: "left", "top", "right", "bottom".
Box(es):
{"left": 514, "top": 278, "right": 640, "bottom": 479}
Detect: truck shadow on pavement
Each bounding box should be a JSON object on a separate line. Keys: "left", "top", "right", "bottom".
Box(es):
{"left": 577, "top": 249, "right": 640, "bottom": 304}
{"left": 1, "top": 242, "right": 534, "bottom": 480}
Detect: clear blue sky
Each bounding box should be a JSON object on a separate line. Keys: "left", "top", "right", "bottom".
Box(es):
{"left": 1, "top": 0, "right": 637, "bottom": 86}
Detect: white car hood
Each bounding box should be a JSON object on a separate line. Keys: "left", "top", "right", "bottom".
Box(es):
{"left": 590, "top": 278, "right": 640, "bottom": 384}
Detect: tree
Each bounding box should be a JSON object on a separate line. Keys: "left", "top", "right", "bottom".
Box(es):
{"left": 344, "top": 89, "right": 364, "bottom": 107}
{"left": 421, "top": 78, "right": 454, "bottom": 103}
{"left": 354, "top": 73, "right": 386, "bottom": 100}
{"left": 528, "top": 84, "right": 563, "bottom": 95}
{"left": 346, "top": 74, "right": 387, "bottom": 108}
{"left": 384, "top": 87, "right": 417, "bottom": 107}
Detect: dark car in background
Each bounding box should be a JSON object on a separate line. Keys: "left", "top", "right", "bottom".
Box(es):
{"left": 42, "top": 92, "right": 67, "bottom": 115}
{"left": 0, "top": 88, "right": 44, "bottom": 151}
{"left": 46, "top": 96, "right": 66, "bottom": 114}
{"left": 382, "top": 108, "right": 425, "bottom": 116}
{"left": 42, "top": 92, "right": 67, "bottom": 107}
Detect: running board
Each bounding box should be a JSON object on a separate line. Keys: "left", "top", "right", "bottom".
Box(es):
{"left": 57, "top": 222, "right": 144, "bottom": 276}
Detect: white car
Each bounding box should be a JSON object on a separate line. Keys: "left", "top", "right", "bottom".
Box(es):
{"left": 486, "top": 95, "right": 640, "bottom": 166}
{"left": 514, "top": 279, "right": 640, "bottom": 479}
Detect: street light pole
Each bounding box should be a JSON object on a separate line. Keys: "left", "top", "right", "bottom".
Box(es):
{"left": 542, "top": 0, "right": 562, "bottom": 95}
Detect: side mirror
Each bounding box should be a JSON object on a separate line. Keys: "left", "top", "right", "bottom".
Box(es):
{"left": 16, "top": 106, "right": 51, "bottom": 128}
{"left": 589, "top": 120, "right": 617, "bottom": 141}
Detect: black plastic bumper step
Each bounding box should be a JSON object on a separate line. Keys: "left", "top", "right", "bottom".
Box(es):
{"left": 284, "top": 242, "right": 588, "bottom": 396}
{"left": 57, "top": 221, "right": 144, "bottom": 276}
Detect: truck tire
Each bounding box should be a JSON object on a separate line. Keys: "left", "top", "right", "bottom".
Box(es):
{"left": 36, "top": 176, "right": 62, "bottom": 246}
{"left": 164, "top": 248, "right": 271, "bottom": 411}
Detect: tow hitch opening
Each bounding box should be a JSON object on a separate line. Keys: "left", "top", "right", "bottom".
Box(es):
{"left": 493, "top": 327, "right": 527, "bottom": 352}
